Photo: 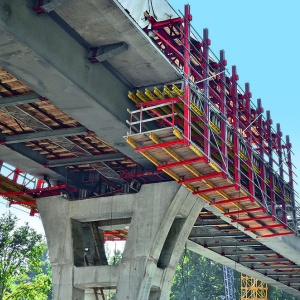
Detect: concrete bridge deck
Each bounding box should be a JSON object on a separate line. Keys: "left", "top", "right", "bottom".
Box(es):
{"left": 0, "top": 0, "right": 300, "bottom": 299}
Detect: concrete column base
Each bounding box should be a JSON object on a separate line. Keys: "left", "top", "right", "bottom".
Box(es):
{"left": 37, "top": 182, "right": 205, "bottom": 300}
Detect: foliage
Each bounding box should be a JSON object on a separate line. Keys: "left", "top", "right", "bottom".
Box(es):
{"left": 268, "top": 285, "right": 299, "bottom": 300}
{"left": 3, "top": 273, "right": 51, "bottom": 300}
{"left": 108, "top": 249, "right": 122, "bottom": 266}
{"left": 170, "top": 248, "right": 227, "bottom": 299}
{"left": 0, "top": 212, "right": 52, "bottom": 300}
{"left": 106, "top": 249, "right": 123, "bottom": 300}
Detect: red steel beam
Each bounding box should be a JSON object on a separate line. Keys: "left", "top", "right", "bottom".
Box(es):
{"left": 0, "top": 184, "right": 71, "bottom": 197}
{"left": 0, "top": 191, "right": 30, "bottom": 196}
{"left": 245, "top": 83, "right": 255, "bottom": 199}
{"left": 153, "top": 30, "right": 184, "bottom": 62}
{"left": 257, "top": 99, "right": 266, "bottom": 208}
{"left": 135, "top": 139, "right": 184, "bottom": 152}
{"left": 148, "top": 16, "right": 184, "bottom": 29}
{"left": 158, "top": 156, "right": 205, "bottom": 170}
{"left": 231, "top": 66, "right": 241, "bottom": 187}
{"left": 224, "top": 207, "right": 266, "bottom": 216}
{"left": 231, "top": 216, "right": 273, "bottom": 223}
{"left": 286, "top": 135, "right": 295, "bottom": 217}
{"left": 266, "top": 110, "right": 276, "bottom": 218}
{"left": 183, "top": 4, "right": 191, "bottom": 146}
{"left": 209, "top": 196, "right": 252, "bottom": 206}
{"left": 178, "top": 172, "right": 224, "bottom": 184}
{"left": 219, "top": 50, "right": 228, "bottom": 173}
{"left": 277, "top": 123, "right": 286, "bottom": 224}
{"left": 202, "top": 28, "right": 210, "bottom": 159}
{"left": 258, "top": 232, "right": 294, "bottom": 238}
{"left": 193, "top": 183, "right": 237, "bottom": 195}
{"left": 244, "top": 224, "right": 286, "bottom": 232}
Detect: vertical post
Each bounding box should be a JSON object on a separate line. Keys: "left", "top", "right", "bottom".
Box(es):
{"left": 220, "top": 50, "right": 227, "bottom": 174}
{"left": 183, "top": 4, "right": 191, "bottom": 146}
{"left": 257, "top": 99, "right": 266, "bottom": 203}
{"left": 231, "top": 66, "right": 240, "bottom": 187}
{"left": 203, "top": 28, "right": 210, "bottom": 161}
{"left": 266, "top": 111, "right": 275, "bottom": 219}
{"left": 245, "top": 83, "right": 254, "bottom": 198}
{"left": 140, "top": 106, "right": 143, "bottom": 133}
{"left": 277, "top": 124, "right": 286, "bottom": 224}
{"left": 286, "top": 135, "right": 295, "bottom": 217}
{"left": 37, "top": 179, "right": 44, "bottom": 190}
{"left": 13, "top": 168, "right": 21, "bottom": 184}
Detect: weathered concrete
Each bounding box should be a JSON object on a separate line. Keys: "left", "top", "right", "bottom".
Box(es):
{"left": 0, "top": 0, "right": 180, "bottom": 179}
{"left": 37, "top": 182, "right": 205, "bottom": 299}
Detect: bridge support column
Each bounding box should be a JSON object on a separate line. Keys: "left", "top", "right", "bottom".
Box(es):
{"left": 37, "top": 182, "right": 205, "bottom": 300}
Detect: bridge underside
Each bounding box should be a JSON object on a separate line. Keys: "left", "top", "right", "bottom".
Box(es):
{"left": 38, "top": 183, "right": 300, "bottom": 299}
{"left": 0, "top": 0, "right": 300, "bottom": 299}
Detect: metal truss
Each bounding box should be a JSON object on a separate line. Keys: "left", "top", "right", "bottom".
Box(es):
{"left": 223, "top": 265, "right": 236, "bottom": 300}
{"left": 241, "top": 275, "right": 268, "bottom": 300}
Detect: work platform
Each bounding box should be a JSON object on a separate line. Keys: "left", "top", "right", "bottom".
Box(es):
{"left": 1, "top": 0, "right": 300, "bottom": 298}
{"left": 125, "top": 108, "right": 295, "bottom": 239}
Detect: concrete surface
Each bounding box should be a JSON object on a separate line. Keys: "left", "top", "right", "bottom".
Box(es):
{"left": 37, "top": 182, "right": 205, "bottom": 300}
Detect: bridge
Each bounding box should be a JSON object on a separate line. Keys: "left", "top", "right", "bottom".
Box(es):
{"left": 0, "top": 0, "right": 300, "bottom": 299}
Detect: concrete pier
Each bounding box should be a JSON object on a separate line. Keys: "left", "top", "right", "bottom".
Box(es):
{"left": 37, "top": 182, "right": 205, "bottom": 300}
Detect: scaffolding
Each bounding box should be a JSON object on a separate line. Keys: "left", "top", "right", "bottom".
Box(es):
{"left": 241, "top": 275, "right": 268, "bottom": 300}
{"left": 223, "top": 265, "right": 236, "bottom": 300}
{"left": 0, "top": 161, "right": 75, "bottom": 215}
{"left": 125, "top": 4, "right": 299, "bottom": 238}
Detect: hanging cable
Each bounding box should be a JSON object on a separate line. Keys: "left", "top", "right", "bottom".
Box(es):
{"left": 148, "top": 0, "right": 157, "bottom": 19}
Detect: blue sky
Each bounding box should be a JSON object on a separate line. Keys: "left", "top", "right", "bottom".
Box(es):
{"left": 169, "top": 0, "right": 300, "bottom": 194}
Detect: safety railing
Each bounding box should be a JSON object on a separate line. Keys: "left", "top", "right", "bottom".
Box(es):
{"left": 134, "top": 5, "right": 299, "bottom": 235}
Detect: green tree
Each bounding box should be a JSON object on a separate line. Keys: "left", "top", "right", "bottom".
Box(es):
{"left": 0, "top": 212, "right": 51, "bottom": 300}
{"left": 171, "top": 248, "right": 226, "bottom": 299}
{"left": 268, "top": 285, "right": 300, "bottom": 300}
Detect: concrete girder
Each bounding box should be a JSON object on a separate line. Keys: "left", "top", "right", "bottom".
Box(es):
{"left": 267, "top": 271, "right": 300, "bottom": 276}
{"left": 0, "top": 92, "right": 41, "bottom": 107}
{"left": 0, "top": 0, "right": 154, "bottom": 173}
{"left": 239, "top": 257, "right": 290, "bottom": 263}
{"left": 37, "top": 182, "right": 205, "bottom": 300}
{"left": 1, "top": 126, "right": 88, "bottom": 144}
{"left": 0, "top": 143, "right": 83, "bottom": 186}
{"left": 0, "top": 0, "right": 181, "bottom": 177}
{"left": 223, "top": 250, "right": 275, "bottom": 256}
{"left": 189, "top": 233, "right": 248, "bottom": 239}
{"left": 47, "top": 153, "right": 125, "bottom": 167}
{"left": 253, "top": 264, "right": 300, "bottom": 270}
{"left": 89, "top": 42, "right": 129, "bottom": 63}
{"left": 196, "top": 241, "right": 262, "bottom": 248}
{"left": 53, "top": 0, "right": 181, "bottom": 86}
